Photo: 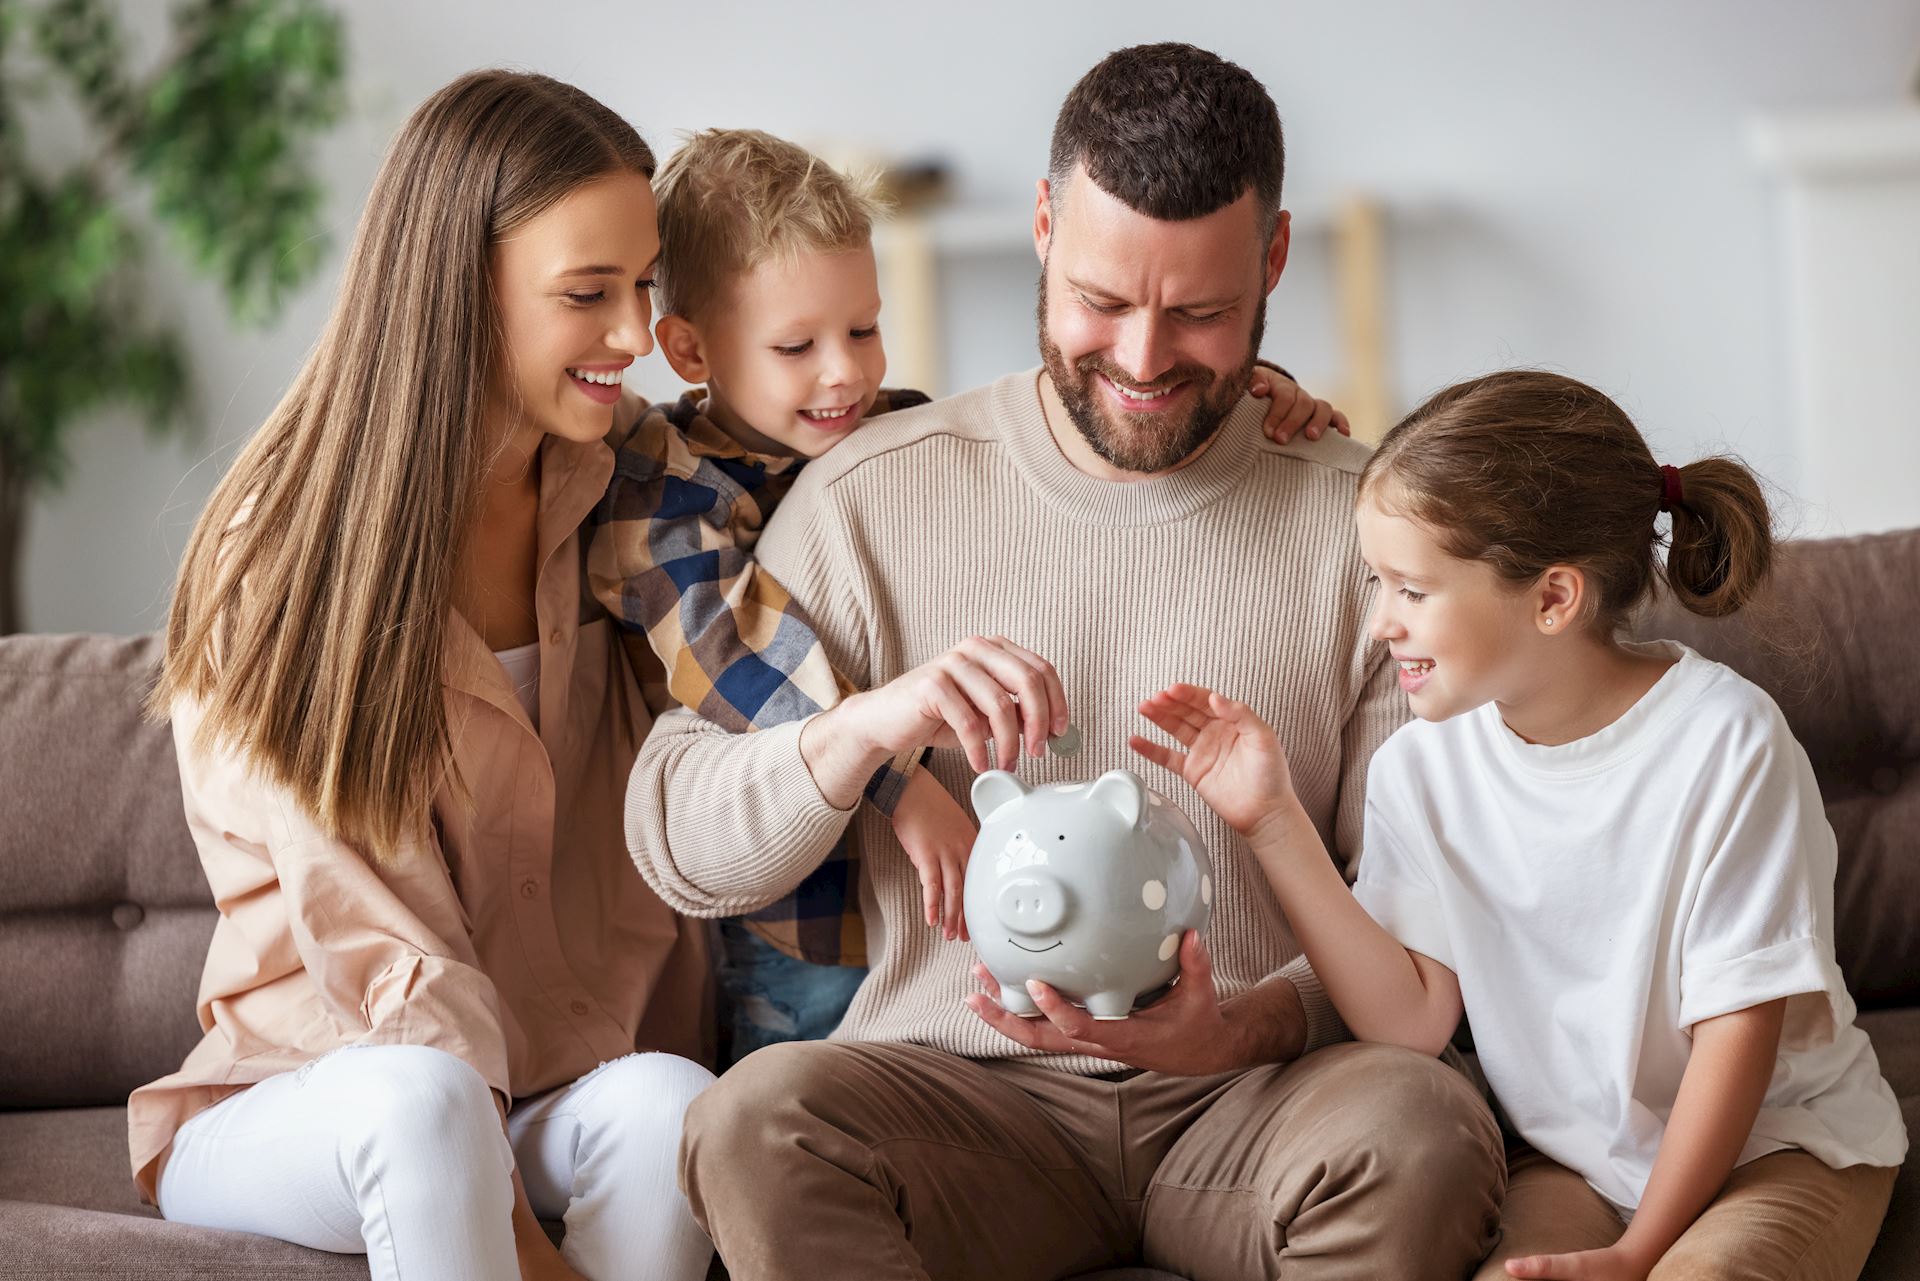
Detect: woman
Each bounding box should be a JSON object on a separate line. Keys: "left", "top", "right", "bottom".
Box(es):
{"left": 134, "top": 71, "right": 712, "bottom": 1281}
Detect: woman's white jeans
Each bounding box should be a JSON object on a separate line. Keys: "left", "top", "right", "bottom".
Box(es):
{"left": 157, "top": 1044, "right": 715, "bottom": 1281}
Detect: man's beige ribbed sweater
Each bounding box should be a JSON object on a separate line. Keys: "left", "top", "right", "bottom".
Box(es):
{"left": 626, "top": 369, "right": 1406, "bottom": 1073}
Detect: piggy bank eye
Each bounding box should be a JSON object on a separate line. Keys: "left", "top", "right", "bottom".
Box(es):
{"left": 1056, "top": 834, "right": 1065, "bottom": 841}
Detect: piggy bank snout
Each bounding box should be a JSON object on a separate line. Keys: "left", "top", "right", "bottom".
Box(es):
{"left": 995, "top": 875, "right": 1070, "bottom": 936}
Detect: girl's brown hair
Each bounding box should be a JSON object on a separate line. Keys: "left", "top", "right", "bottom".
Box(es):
{"left": 150, "top": 70, "right": 654, "bottom": 862}
{"left": 1358, "top": 370, "right": 1776, "bottom": 632}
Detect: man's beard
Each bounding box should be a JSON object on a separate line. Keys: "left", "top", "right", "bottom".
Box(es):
{"left": 1035, "top": 269, "right": 1266, "bottom": 475}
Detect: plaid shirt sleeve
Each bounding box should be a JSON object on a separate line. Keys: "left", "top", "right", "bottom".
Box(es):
{"left": 589, "top": 391, "right": 930, "bottom": 966}
{"left": 587, "top": 392, "right": 927, "bottom": 811}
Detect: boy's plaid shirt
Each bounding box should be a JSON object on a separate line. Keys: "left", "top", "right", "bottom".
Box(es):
{"left": 587, "top": 388, "right": 930, "bottom": 968}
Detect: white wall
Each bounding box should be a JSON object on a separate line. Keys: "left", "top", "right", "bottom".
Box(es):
{"left": 22, "top": 0, "right": 1920, "bottom": 633}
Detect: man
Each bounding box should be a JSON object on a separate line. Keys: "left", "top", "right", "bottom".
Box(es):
{"left": 627, "top": 43, "right": 1504, "bottom": 1281}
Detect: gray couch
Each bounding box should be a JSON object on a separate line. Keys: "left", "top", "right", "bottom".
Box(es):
{"left": 2, "top": 529, "right": 1916, "bottom": 1278}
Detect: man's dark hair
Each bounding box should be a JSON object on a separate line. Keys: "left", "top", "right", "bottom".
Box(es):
{"left": 1049, "top": 43, "right": 1284, "bottom": 237}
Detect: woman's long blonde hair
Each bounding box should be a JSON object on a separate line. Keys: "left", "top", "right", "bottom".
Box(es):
{"left": 151, "top": 70, "right": 655, "bottom": 862}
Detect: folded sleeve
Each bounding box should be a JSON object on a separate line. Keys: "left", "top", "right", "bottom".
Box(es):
{"left": 1677, "top": 711, "right": 1840, "bottom": 1032}
{"left": 271, "top": 832, "right": 510, "bottom": 1097}
{"left": 173, "top": 700, "right": 511, "bottom": 1099}
{"left": 624, "top": 711, "right": 857, "bottom": 916}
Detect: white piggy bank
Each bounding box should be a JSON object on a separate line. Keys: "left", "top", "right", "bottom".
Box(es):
{"left": 964, "top": 768, "right": 1214, "bottom": 1020}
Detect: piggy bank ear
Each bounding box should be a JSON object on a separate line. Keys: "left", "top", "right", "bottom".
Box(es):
{"left": 1087, "top": 769, "right": 1145, "bottom": 828}
{"left": 971, "top": 770, "right": 1030, "bottom": 823}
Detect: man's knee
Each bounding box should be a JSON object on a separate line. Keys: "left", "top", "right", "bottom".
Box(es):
{"left": 1284, "top": 1043, "right": 1505, "bottom": 1258}
{"left": 682, "top": 1040, "right": 858, "bottom": 1191}
{"left": 1294, "top": 1042, "right": 1501, "bottom": 1166}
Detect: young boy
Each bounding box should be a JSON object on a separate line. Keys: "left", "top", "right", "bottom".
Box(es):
{"left": 589, "top": 129, "right": 968, "bottom": 1065}
{"left": 590, "top": 129, "right": 1340, "bottom": 1064}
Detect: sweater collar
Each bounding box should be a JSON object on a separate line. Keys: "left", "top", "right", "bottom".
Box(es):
{"left": 994, "top": 368, "right": 1264, "bottom": 527}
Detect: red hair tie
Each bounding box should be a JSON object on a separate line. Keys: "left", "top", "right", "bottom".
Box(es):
{"left": 1658, "top": 464, "right": 1685, "bottom": 513}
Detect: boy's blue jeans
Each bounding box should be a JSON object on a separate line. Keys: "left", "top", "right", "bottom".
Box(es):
{"left": 715, "top": 919, "right": 866, "bottom": 1068}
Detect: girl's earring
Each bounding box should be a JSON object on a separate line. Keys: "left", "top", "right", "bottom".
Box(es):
{"left": 1544, "top": 617, "right": 1556, "bottom": 628}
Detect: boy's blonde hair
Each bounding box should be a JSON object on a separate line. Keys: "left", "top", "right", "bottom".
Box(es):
{"left": 654, "top": 128, "right": 887, "bottom": 321}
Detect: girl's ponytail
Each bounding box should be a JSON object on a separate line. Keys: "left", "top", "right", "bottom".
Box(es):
{"left": 1662, "top": 457, "right": 1776, "bottom": 619}
{"left": 1358, "top": 370, "right": 1781, "bottom": 635}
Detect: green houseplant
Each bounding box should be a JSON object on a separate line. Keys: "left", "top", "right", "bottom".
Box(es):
{"left": 0, "top": 0, "right": 344, "bottom": 632}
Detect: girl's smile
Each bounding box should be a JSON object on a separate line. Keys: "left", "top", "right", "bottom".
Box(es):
{"left": 1356, "top": 493, "right": 1543, "bottom": 724}
{"left": 1394, "top": 655, "right": 1437, "bottom": 695}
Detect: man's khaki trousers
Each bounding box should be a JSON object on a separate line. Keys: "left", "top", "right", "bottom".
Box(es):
{"left": 681, "top": 1040, "right": 1505, "bottom": 1281}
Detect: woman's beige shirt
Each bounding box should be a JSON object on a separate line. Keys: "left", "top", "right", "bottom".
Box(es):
{"left": 127, "top": 432, "right": 710, "bottom": 1203}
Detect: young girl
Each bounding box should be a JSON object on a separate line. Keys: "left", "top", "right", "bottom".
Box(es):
{"left": 133, "top": 72, "right": 716, "bottom": 1281}
{"left": 1130, "top": 370, "right": 1905, "bottom": 1281}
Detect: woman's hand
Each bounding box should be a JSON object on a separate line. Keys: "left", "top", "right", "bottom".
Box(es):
{"left": 1130, "top": 683, "right": 1298, "bottom": 839}
{"left": 504, "top": 1120, "right": 587, "bottom": 1281}
{"left": 890, "top": 768, "right": 978, "bottom": 941}
{"left": 1250, "top": 367, "right": 1351, "bottom": 445}
{"left": 517, "top": 1236, "right": 590, "bottom": 1281}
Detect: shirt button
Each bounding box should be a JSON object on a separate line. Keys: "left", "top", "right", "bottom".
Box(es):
{"left": 520, "top": 878, "right": 539, "bottom": 899}
{"left": 570, "top": 999, "right": 591, "bottom": 1016}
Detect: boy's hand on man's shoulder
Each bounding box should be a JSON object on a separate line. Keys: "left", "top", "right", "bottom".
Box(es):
{"left": 1251, "top": 364, "right": 1350, "bottom": 446}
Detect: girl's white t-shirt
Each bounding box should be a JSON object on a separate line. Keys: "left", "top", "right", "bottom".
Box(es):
{"left": 1353, "top": 640, "right": 1906, "bottom": 1214}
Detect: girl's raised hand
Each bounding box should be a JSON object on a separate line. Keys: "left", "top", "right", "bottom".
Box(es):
{"left": 1129, "top": 684, "right": 1295, "bottom": 838}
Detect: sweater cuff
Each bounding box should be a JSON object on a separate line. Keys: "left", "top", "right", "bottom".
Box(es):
{"left": 1277, "top": 952, "right": 1349, "bottom": 1056}
{"left": 626, "top": 714, "right": 857, "bottom": 915}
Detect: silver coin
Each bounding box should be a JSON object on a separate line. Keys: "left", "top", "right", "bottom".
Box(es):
{"left": 1047, "top": 723, "right": 1083, "bottom": 758}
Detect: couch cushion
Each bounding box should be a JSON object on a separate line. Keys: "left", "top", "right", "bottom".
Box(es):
{"left": 0, "top": 633, "right": 212, "bottom": 1107}
{"left": 1636, "top": 528, "right": 1920, "bottom": 1008}
{"left": 0, "top": 1200, "right": 371, "bottom": 1278}
{"left": 0, "top": 1105, "right": 152, "bottom": 1215}
{"left": 0, "top": 1107, "right": 367, "bottom": 1277}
